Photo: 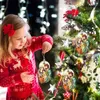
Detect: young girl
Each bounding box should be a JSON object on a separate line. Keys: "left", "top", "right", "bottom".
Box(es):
{"left": 0, "top": 14, "right": 53, "bottom": 100}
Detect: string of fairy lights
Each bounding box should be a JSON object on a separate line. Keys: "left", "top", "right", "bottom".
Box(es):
{"left": 39, "top": 0, "right": 50, "bottom": 34}
{"left": 0, "top": 0, "right": 58, "bottom": 34}
{"left": 18, "top": 0, "right": 28, "bottom": 22}
{"left": 37, "top": 0, "right": 57, "bottom": 34}
{"left": 0, "top": 0, "right": 5, "bottom": 24}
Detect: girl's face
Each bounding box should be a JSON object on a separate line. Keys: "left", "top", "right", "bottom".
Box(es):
{"left": 10, "top": 25, "right": 28, "bottom": 50}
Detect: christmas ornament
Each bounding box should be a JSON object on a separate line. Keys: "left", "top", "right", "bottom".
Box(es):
{"left": 62, "top": 39, "right": 71, "bottom": 48}
{"left": 72, "top": 34, "right": 89, "bottom": 55}
{"left": 55, "top": 62, "right": 63, "bottom": 69}
{"left": 80, "top": 49, "right": 100, "bottom": 94}
{"left": 48, "top": 84, "right": 56, "bottom": 94}
{"left": 63, "top": 91, "right": 71, "bottom": 99}
{"left": 61, "top": 69, "right": 75, "bottom": 91}
{"left": 38, "top": 54, "right": 51, "bottom": 84}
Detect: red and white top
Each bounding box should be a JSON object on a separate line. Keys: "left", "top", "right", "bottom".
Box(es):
{"left": 0, "top": 35, "right": 53, "bottom": 100}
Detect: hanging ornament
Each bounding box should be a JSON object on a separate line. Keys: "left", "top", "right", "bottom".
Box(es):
{"left": 62, "top": 39, "right": 71, "bottom": 48}
{"left": 87, "top": 0, "right": 97, "bottom": 6}
{"left": 38, "top": 54, "right": 51, "bottom": 84}
{"left": 48, "top": 84, "right": 56, "bottom": 94}
{"left": 63, "top": 91, "right": 71, "bottom": 100}
{"left": 72, "top": 34, "right": 89, "bottom": 55}
{"left": 40, "top": 26, "right": 46, "bottom": 34}
{"left": 61, "top": 69, "right": 75, "bottom": 91}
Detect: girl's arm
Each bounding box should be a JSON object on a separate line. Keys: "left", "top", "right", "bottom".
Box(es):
{"left": 0, "top": 65, "right": 23, "bottom": 87}
{"left": 28, "top": 34, "right": 53, "bottom": 52}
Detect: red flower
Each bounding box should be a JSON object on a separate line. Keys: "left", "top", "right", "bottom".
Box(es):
{"left": 71, "top": 9, "right": 79, "bottom": 16}
{"left": 63, "top": 9, "right": 79, "bottom": 22}
{"left": 3, "top": 24, "right": 15, "bottom": 36}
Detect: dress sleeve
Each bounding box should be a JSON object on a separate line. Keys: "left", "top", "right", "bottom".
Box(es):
{"left": 28, "top": 34, "right": 53, "bottom": 52}
{"left": 0, "top": 64, "right": 23, "bottom": 87}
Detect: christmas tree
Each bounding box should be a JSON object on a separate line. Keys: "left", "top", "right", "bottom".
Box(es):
{"left": 38, "top": 0, "right": 100, "bottom": 100}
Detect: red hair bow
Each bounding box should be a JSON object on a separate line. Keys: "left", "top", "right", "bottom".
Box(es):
{"left": 3, "top": 24, "right": 15, "bottom": 36}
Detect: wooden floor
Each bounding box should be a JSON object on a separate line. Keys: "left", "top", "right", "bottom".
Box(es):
{"left": 0, "top": 87, "right": 7, "bottom": 100}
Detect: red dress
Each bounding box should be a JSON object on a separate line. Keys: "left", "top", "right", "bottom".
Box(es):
{"left": 0, "top": 35, "right": 53, "bottom": 100}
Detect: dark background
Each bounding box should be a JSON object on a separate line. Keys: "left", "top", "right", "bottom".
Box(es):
{"left": 3, "top": 0, "right": 58, "bottom": 36}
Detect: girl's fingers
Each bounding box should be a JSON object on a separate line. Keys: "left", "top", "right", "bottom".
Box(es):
{"left": 42, "top": 45, "right": 52, "bottom": 54}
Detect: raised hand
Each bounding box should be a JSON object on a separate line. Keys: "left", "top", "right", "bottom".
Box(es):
{"left": 42, "top": 42, "right": 52, "bottom": 54}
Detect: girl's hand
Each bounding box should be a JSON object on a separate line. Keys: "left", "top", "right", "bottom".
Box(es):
{"left": 42, "top": 42, "right": 52, "bottom": 54}
{"left": 20, "top": 72, "right": 34, "bottom": 84}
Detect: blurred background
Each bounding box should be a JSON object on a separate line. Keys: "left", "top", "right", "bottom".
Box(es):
{"left": 0, "top": 0, "right": 58, "bottom": 36}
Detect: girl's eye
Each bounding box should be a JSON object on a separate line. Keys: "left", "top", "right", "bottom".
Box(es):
{"left": 16, "top": 36, "right": 26, "bottom": 40}
{"left": 17, "top": 38, "right": 21, "bottom": 40}
{"left": 24, "top": 36, "right": 27, "bottom": 38}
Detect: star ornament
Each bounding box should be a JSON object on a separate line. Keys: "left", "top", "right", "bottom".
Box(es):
{"left": 40, "top": 26, "right": 46, "bottom": 34}
{"left": 62, "top": 39, "right": 71, "bottom": 48}
{"left": 55, "top": 61, "right": 63, "bottom": 69}
{"left": 48, "top": 84, "right": 56, "bottom": 94}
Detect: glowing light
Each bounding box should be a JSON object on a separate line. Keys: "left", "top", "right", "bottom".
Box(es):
{"left": 20, "top": 7, "right": 26, "bottom": 11}
{"left": 40, "top": 9, "right": 46, "bottom": 18}
{"left": 51, "top": 14, "right": 57, "bottom": 18}
{"left": 46, "top": 22, "right": 50, "bottom": 27}
{"left": 40, "top": 26, "right": 46, "bottom": 34}
{"left": 41, "top": 0, "right": 45, "bottom": 1}
{"left": 20, "top": 0, "right": 26, "bottom": 3}
{"left": 49, "top": 5, "right": 54, "bottom": 8}
{"left": 18, "top": 0, "right": 27, "bottom": 22}
{"left": 42, "top": 21, "right": 50, "bottom": 27}
{"left": 38, "top": 5, "right": 43, "bottom": 9}
{"left": 1, "top": 5, "right": 4, "bottom": 10}
{"left": 0, "top": 11, "right": 4, "bottom": 18}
